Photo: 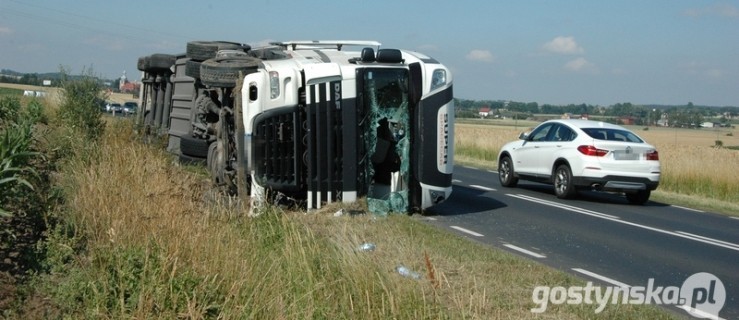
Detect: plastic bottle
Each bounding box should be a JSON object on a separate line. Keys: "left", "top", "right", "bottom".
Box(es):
{"left": 396, "top": 266, "right": 421, "bottom": 279}
{"left": 358, "top": 243, "right": 376, "bottom": 252}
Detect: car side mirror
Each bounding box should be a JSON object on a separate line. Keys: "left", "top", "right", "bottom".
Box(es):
{"left": 519, "top": 132, "right": 530, "bottom": 140}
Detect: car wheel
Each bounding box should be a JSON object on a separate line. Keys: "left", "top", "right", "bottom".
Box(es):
{"left": 498, "top": 156, "right": 518, "bottom": 187}
{"left": 553, "top": 164, "right": 577, "bottom": 199}
{"left": 626, "top": 190, "right": 651, "bottom": 205}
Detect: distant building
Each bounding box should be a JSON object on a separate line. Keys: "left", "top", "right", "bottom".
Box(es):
{"left": 478, "top": 106, "right": 491, "bottom": 117}
{"left": 120, "top": 81, "right": 140, "bottom": 93}
{"left": 118, "top": 70, "right": 141, "bottom": 93}
{"left": 619, "top": 116, "right": 636, "bottom": 125}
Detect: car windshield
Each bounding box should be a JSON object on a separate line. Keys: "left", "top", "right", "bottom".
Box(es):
{"left": 581, "top": 128, "right": 643, "bottom": 143}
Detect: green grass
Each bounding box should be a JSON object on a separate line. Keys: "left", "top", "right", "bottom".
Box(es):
{"left": 0, "top": 87, "right": 23, "bottom": 96}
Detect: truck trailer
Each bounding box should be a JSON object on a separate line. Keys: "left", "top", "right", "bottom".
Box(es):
{"left": 136, "top": 40, "right": 454, "bottom": 214}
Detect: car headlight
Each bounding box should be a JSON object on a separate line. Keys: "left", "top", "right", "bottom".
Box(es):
{"left": 431, "top": 69, "right": 446, "bottom": 91}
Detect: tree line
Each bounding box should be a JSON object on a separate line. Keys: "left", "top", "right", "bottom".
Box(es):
{"left": 455, "top": 98, "right": 738, "bottom": 127}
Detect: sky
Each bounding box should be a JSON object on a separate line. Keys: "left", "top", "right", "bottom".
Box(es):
{"left": 1, "top": 0, "right": 737, "bottom": 107}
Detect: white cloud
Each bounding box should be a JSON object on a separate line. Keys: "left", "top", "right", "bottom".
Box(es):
{"left": 0, "top": 26, "right": 12, "bottom": 35}
{"left": 564, "top": 57, "right": 595, "bottom": 72}
{"left": 466, "top": 49, "right": 495, "bottom": 62}
{"left": 684, "top": 4, "right": 739, "bottom": 18}
{"left": 543, "top": 36, "right": 584, "bottom": 55}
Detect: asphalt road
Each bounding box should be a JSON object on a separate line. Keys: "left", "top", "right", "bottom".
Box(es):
{"left": 423, "top": 165, "right": 739, "bottom": 319}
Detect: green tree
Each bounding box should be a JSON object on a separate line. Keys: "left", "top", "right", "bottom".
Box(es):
{"left": 56, "top": 67, "right": 107, "bottom": 141}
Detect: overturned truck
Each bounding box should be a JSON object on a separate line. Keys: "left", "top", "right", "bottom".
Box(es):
{"left": 136, "top": 40, "right": 454, "bottom": 213}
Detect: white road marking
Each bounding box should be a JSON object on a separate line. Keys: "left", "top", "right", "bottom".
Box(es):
{"left": 573, "top": 268, "right": 725, "bottom": 319}
{"left": 572, "top": 268, "right": 631, "bottom": 288}
{"left": 677, "top": 305, "right": 726, "bottom": 320}
{"left": 674, "top": 231, "right": 739, "bottom": 251}
{"left": 488, "top": 170, "right": 499, "bottom": 174}
{"left": 424, "top": 217, "right": 437, "bottom": 221}
{"left": 507, "top": 194, "right": 620, "bottom": 219}
{"left": 450, "top": 226, "right": 484, "bottom": 237}
{"left": 508, "top": 193, "right": 739, "bottom": 252}
{"left": 452, "top": 179, "right": 463, "bottom": 183}
{"left": 730, "top": 216, "right": 739, "bottom": 221}
{"left": 671, "top": 205, "right": 704, "bottom": 213}
{"left": 503, "top": 243, "right": 546, "bottom": 258}
{"left": 470, "top": 184, "right": 496, "bottom": 192}
{"left": 462, "top": 166, "right": 477, "bottom": 170}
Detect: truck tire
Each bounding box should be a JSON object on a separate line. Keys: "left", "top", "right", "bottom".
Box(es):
{"left": 186, "top": 41, "right": 251, "bottom": 61}
{"left": 185, "top": 60, "right": 201, "bottom": 79}
{"left": 137, "top": 56, "right": 150, "bottom": 71}
{"left": 200, "top": 57, "right": 260, "bottom": 88}
{"left": 179, "top": 153, "right": 206, "bottom": 165}
{"left": 147, "top": 53, "right": 176, "bottom": 72}
{"left": 180, "top": 135, "right": 210, "bottom": 158}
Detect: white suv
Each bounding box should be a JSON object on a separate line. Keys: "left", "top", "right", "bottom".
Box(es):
{"left": 497, "top": 119, "right": 660, "bottom": 204}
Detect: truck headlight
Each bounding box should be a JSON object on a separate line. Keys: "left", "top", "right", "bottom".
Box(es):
{"left": 431, "top": 69, "right": 446, "bottom": 91}
{"left": 269, "top": 71, "right": 280, "bottom": 99}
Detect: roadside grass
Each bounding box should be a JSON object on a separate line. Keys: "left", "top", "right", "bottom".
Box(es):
{"left": 14, "top": 120, "right": 674, "bottom": 319}
{"left": 455, "top": 123, "right": 739, "bottom": 215}
{"left": 0, "top": 87, "right": 24, "bottom": 96}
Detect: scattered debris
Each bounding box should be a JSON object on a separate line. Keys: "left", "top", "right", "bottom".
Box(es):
{"left": 357, "top": 243, "right": 376, "bottom": 252}
{"left": 396, "top": 265, "right": 421, "bottom": 279}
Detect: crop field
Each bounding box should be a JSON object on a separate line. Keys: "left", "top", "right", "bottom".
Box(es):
{"left": 455, "top": 121, "right": 739, "bottom": 210}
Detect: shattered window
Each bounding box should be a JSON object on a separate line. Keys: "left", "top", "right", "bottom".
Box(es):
{"left": 362, "top": 68, "right": 410, "bottom": 215}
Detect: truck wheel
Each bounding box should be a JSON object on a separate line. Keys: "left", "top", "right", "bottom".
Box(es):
{"left": 179, "top": 153, "right": 206, "bottom": 165}
{"left": 137, "top": 56, "right": 150, "bottom": 72}
{"left": 186, "top": 41, "right": 251, "bottom": 61}
{"left": 185, "top": 60, "right": 201, "bottom": 79}
{"left": 180, "top": 135, "right": 210, "bottom": 158}
{"left": 147, "top": 53, "right": 176, "bottom": 72}
{"left": 200, "top": 57, "right": 260, "bottom": 88}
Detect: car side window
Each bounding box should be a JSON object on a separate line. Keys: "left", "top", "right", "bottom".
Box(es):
{"left": 529, "top": 123, "right": 554, "bottom": 142}
{"left": 552, "top": 124, "right": 576, "bottom": 141}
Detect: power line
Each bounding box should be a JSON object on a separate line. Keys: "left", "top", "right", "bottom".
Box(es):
{"left": 2, "top": 0, "right": 191, "bottom": 42}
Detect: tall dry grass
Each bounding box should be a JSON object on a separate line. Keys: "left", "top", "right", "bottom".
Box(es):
{"left": 46, "top": 120, "right": 449, "bottom": 318}
{"left": 32, "top": 120, "right": 672, "bottom": 319}
{"left": 637, "top": 126, "right": 738, "bottom": 204}
{"left": 455, "top": 124, "right": 523, "bottom": 165}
